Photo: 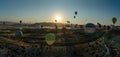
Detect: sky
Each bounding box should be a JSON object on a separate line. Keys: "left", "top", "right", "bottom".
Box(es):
{"left": 0, "top": 0, "right": 120, "bottom": 25}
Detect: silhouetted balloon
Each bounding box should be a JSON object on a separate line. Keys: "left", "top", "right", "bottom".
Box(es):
{"left": 75, "top": 11, "right": 77, "bottom": 15}
{"left": 45, "top": 33, "right": 56, "bottom": 45}
{"left": 20, "top": 20, "right": 22, "bottom": 24}
{"left": 55, "top": 20, "right": 57, "bottom": 22}
{"left": 41, "top": 25, "right": 44, "bottom": 28}
{"left": 112, "top": 17, "right": 117, "bottom": 24}
{"left": 74, "top": 16, "right": 76, "bottom": 19}
{"left": 67, "top": 21, "right": 70, "bottom": 23}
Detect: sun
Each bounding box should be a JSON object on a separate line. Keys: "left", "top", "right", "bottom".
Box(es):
{"left": 55, "top": 16, "right": 62, "bottom": 22}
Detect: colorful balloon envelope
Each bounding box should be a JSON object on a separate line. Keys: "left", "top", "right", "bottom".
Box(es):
{"left": 45, "top": 33, "right": 56, "bottom": 45}
{"left": 112, "top": 17, "right": 117, "bottom": 24}
{"left": 84, "top": 23, "right": 96, "bottom": 33}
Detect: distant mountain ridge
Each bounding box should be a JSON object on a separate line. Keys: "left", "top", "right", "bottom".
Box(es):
{"left": 0, "top": 21, "right": 65, "bottom": 27}
{"left": 0, "top": 21, "right": 18, "bottom": 25}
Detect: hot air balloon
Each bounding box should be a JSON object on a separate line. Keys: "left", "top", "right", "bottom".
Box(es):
{"left": 55, "top": 19, "right": 57, "bottom": 22}
{"left": 75, "top": 11, "right": 77, "bottom": 15}
{"left": 74, "top": 16, "right": 76, "bottom": 19}
{"left": 112, "top": 17, "right": 117, "bottom": 24}
{"left": 45, "top": 33, "right": 56, "bottom": 45}
{"left": 20, "top": 20, "right": 22, "bottom": 24}
{"left": 15, "top": 29, "right": 23, "bottom": 41}
{"left": 41, "top": 25, "right": 44, "bottom": 28}
{"left": 67, "top": 21, "right": 70, "bottom": 23}
{"left": 84, "top": 23, "right": 96, "bottom": 33}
